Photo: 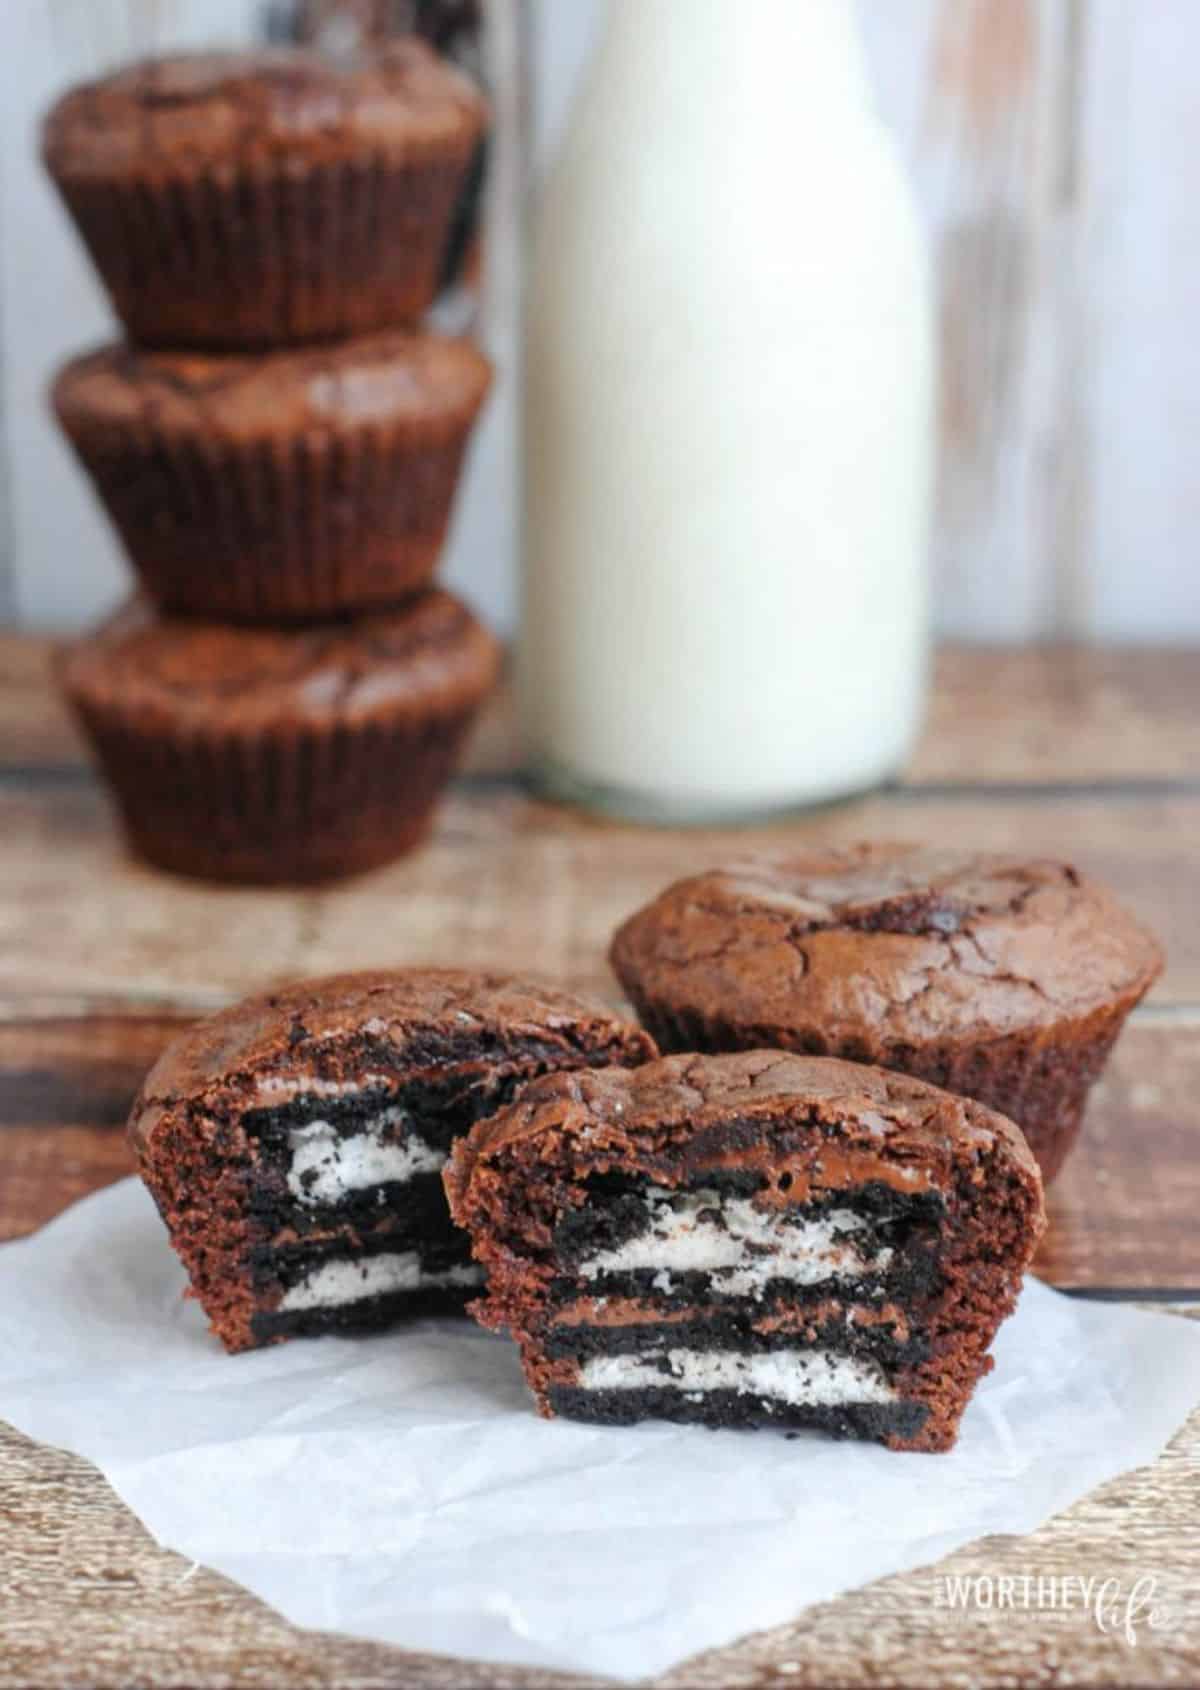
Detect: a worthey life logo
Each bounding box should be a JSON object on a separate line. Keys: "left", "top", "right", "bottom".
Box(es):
{"left": 933, "top": 1571, "right": 1192, "bottom": 1646}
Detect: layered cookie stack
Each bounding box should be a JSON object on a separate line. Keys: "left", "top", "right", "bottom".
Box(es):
{"left": 44, "top": 43, "right": 498, "bottom": 883}
{"left": 127, "top": 969, "right": 655, "bottom": 1349}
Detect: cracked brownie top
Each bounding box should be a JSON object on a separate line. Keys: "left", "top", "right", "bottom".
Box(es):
{"left": 57, "top": 591, "right": 500, "bottom": 733}
{"left": 445, "top": 1047, "right": 1036, "bottom": 1199}
{"left": 610, "top": 845, "right": 1164, "bottom": 1042}
{"left": 54, "top": 332, "right": 491, "bottom": 443}
{"left": 43, "top": 43, "right": 486, "bottom": 179}
{"left": 130, "top": 966, "right": 657, "bottom": 1158}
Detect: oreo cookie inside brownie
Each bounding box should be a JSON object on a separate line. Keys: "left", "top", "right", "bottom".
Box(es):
{"left": 129, "top": 969, "right": 655, "bottom": 1352}
{"left": 445, "top": 1051, "right": 1044, "bottom": 1451}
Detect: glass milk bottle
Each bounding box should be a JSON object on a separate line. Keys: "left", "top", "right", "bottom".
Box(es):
{"left": 520, "top": 0, "right": 934, "bottom": 819}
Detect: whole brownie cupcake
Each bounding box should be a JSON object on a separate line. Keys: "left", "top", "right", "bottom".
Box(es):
{"left": 53, "top": 332, "right": 491, "bottom": 622}
{"left": 610, "top": 847, "right": 1164, "bottom": 1182}
{"left": 57, "top": 590, "right": 499, "bottom": 884}
{"left": 42, "top": 44, "right": 485, "bottom": 348}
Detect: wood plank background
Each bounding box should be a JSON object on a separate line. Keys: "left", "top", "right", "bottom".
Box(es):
{"left": 2, "top": 0, "right": 1197, "bottom": 636}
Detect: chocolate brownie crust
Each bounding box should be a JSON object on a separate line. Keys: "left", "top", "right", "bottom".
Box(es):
{"left": 134, "top": 969, "right": 658, "bottom": 1132}
{"left": 58, "top": 591, "right": 496, "bottom": 731}
{"left": 447, "top": 1050, "right": 1038, "bottom": 1203}
{"left": 611, "top": 848, "right": 1162, "bottom": 1040}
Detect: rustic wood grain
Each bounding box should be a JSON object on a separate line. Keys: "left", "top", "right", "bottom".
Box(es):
{"left": 910, "top": 644, "right": 1200, "bottom": 785}
{"left": 0, "top": 636, "right": 75, "bottom": 771}
{"left": 0, "top": 1123, "right": 132, "bottom": 1241}
{"left": 0, "top": 781, "right": 1193, "bottom": 1010}
{"left": 0, "top": 1014, "right": 176, "bottom": 1242}
{"left": 4, "top": 636, "right": 1198, "bottom": 784}
{"left": 864, "top": 0, "right": 1080, "bottom": 638}
{"left": 1036, "top": 1022, "right": 1200, "bottom": 1290}
{"left": 0, "top": 1015, "right": 186, "bottom": 1121}
{"left": 860, "top": 0, "right": 1200, "bottom": 643}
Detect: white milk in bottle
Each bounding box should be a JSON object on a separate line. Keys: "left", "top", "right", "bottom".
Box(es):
{"left": 520, "top": 0, "right": 934, "bottom": 819}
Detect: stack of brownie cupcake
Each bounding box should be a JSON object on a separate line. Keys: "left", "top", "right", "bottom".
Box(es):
{"left": 43, "top": 42, "right": 500, "bottom": 884}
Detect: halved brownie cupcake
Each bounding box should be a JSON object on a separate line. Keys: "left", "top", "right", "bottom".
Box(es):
{"left": 53, "top": 332, "right": 491, "bottom": 622}
{"left": 129, "top": 969, "right": 656, "bottom": 1352}
{"left": 43, "top": 43, "right": 485, "bottom": 347}
{"left": 445, "top": 1051, "right": 1044, "bottom": 1451}
{"left": 609, "top": 848, "right": 1164, "bottom": 1182}
{"left": 56, "top": 590, "right": 499, "bottom": 884}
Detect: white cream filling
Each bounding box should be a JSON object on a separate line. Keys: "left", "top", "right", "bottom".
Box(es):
{"left": 253, "top": 1073, "right": 396, "bottom": 1104}
{"left": 578, "top": 1189, "right": 891, "bottom": 1297}
{"left": 278, "top": 1252, "right": 484, "bottom": 1313}
{"left": 285, "top": 1110, "right": 445, "bottom": 1206}
{"left": 578, "top": 1347, "right": 896, "bottom": 1408}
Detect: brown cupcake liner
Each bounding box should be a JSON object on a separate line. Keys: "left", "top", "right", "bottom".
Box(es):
{"left": 58, "top": 412, "right": 481, "bottom": 622}
{"left": 52, "top": 147, "right": 473, "bottom": 349}
{"left": 630, "top": 993, "right": 1142, "bottom": 1185}
{"left": 66, "top": 700, "right": 483, "bottom": 885}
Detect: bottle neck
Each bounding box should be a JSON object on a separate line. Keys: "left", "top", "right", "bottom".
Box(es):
{"left": 595, "top": 0, "right": 872, "bottom": 119}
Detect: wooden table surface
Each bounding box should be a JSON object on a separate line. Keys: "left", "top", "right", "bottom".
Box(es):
{"left": 2, "top": 636, "right": 1198, "bottom": 1688}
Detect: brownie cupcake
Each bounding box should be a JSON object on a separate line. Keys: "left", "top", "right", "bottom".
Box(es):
{"left": 129, "top": 968, "right": 656, "bottom": 1352}
{"left": 446, "top": 1051, "right": 1044, "bottom": 1451}
{"left": 42, "top": 43, "right": 486, "bottom": 348}
{"left": 610, "top": 847, "right": 1164, "bottom": 1182}
{"left": 53, "top": 332, "right": 491, "bottom": 622}
{"left": 56, "top": 590, "right": 499, "bottom": 884}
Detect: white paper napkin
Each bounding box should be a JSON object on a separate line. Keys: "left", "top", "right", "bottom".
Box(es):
{"left": 2, "top": 1178, "right": 1198, "bottom": 1680}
